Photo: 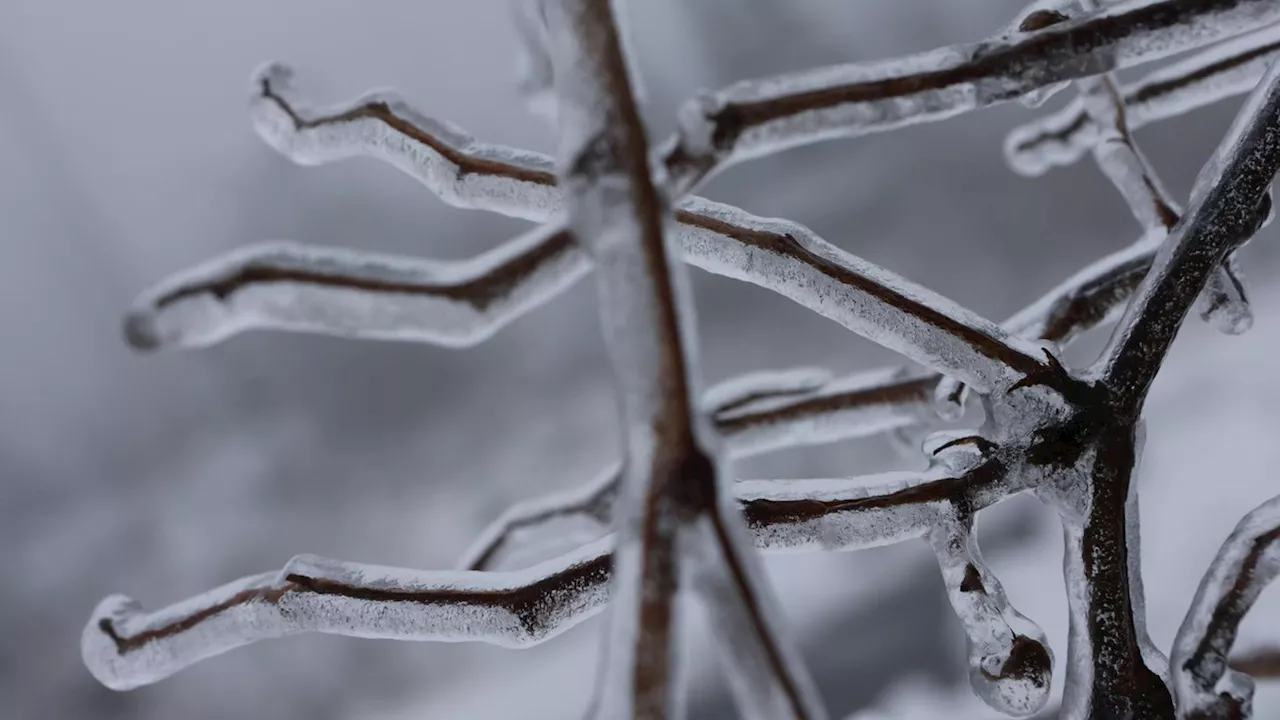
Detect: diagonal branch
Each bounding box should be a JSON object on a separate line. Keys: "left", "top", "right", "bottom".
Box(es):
{"left": 666, "top": 0, "right": 1280, "bottom": 190}
{"left": 1100, "top": 59, "right": 1280, "bottom": 408}
{"left": 1006, "top": 23, "right": 1280, "bottom": 176}
{"left": 1172, "top": 495, "right": 1280, "bottom": 719}
{"left": 252, "top": 63, "right": 561, "bottom": 221}
{"left": 123, "top": 228, "right": 585, "bottom": 350}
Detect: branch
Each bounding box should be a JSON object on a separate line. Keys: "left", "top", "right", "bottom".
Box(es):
{"left": 1021, "top": 2, "right": 1254, "bottom": 335}
{"left": 667, "top": 0, "right": 1280, "bottom": 189}
{"left": 1172, "top": 495, "right": 1280, "bottom": 719}
{"left": 251, "top": 63, "right": 560, "bottom": 221}
{"left": 83, "top": 462, "right": 1023, "bottom": 695}
{"left": 543, "top": 2, "right": 823, "bottom": 717}
{"left": 123, "top": 229, "right": 585, "bottom": 350}
{"left": 82, "top": 539, "right": 614, "bottom": 691}
{"left": 245, "top": 64, "right": 1049, "bottom": 392}
{"left": 926, "top": 508, "right": 1051, "bottom": 716}
{"left": 1006, "top": 23, "right": 1280, "bottom": 176}
{"left": 1100, "top": 59, "right": 1280, "bottom": 407}
{"left": 461, "top": 367, "right": 937, "bottom": 572}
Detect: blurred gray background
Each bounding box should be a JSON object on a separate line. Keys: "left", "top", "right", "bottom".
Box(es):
{"left": 4, "top": 2, "right": 1280, "bottom": 718}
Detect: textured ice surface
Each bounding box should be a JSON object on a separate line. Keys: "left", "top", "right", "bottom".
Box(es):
{"left": 1172, "top": 494, "right": 1280, "bottom": 717}
{"left": 1007, "top": 23, "right": 1280, "bottom": 175}
{"left": 675, "top": 0, "right": 1280, "bottom": 174}
{"left": 83, "top": 539, "right": 614, "bottom": 691}
{"left": 126, "top": 230, "right": 589, "bottom": 349}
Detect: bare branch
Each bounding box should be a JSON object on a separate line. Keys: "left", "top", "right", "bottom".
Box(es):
{"left": 83, "top": 462, "right": 1024, "bottom": 696}
{"left": 1173, "top": 495, "right": 1280, "bottom": 719}
{"left": 82, "top": 540, "right": 613, "bottom": 691}
{"left": 667, "top": 0, "right": 1280, "bottom": 190}
{"left": 1007, "top": 23, "right": 1280, "bottom": 176}
{"left": 1100, "top": 59, "right": 1280, "bottom": 407}
{"left": 123, "top": 229, "right": 585, "bottom": 350}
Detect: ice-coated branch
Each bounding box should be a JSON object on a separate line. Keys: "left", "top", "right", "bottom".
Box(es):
{"left": 544, "top": 1, "right": 822, "bottom": 717}
{"left": 82, "top": 539, "right": 614, "bottom": 691}
{"left": 248, "top": 65, "right": 1047, "bottom": 392}
{"left": 1006, "top": 23, "right": 1280, "bottom": 176}
{"left": 251, "top": 63, "right": 561, "bottom": 221}
{"left": 461, "top": 367, "right": 938, "bottom": 572}
{"left": 666, "top": 0, "right": 1280, "bottom": 189}
{"left": 1101, "top": 59, "right": 1280, "bottom": 407}
{"left": 1172, "top": 495, "right": 1280, "bottom": 719}
{"left": 83, "top": 461, "right": 1033, "bottom": 696}
{"left": 122, "top": 229, "right": 586, "bottom": 350}
{"left": 927, "top": 509, "right": 1051, "bottom": 716}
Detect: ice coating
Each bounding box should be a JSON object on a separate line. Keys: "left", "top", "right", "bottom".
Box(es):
{"left": 1103, "top": 58, "right": 1280, "bottom": 403}
{"left": 124, "top": 229, "right": 589, "bottom": 350}
{"left": 237, "top": 64, "right": 1053, "bottom": 390}
{"left": 735, "top": 459, "right": 1016, "bottom": 554}
{"left": 82, "top": 539, "right": 615, "bottom": 691}
{"left": 457, "top": 463, "right": 620, "bottom": 572}
{"left": 1006, "top": 23, "right": 1280, "bottom": 176}
{"left": 543, "top": 1, "right": 824, "bottom": 716}
{"left": 1172, "top": 495, "right": 1280, "bottom": 719}
{"left": 250, "top": 63, "right": 562, "bottom": 221}
{"left": 927, "top": 513, "right": 1051, "bottom": 716}
{"left": 676, "top": 196, "right": 1049, "bottom": 394}
{"left": 701, "top": 365, "right": 836, "bottom": 414}
{"left": 671, "top": 0, "right": 1280, "bottom": 181}
{"left": 1065, "top": 0, "right": 1254, "bottom": 340}
{"left": 463, "top": 369, "right": 937, "bottom": 573}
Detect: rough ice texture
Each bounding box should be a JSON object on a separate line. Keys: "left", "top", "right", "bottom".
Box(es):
{"left": 673, "top": 0, "right": 1280, "bottom": 175}
{"left": 927, "top": 514, "right": 1051, "bottom": 717}
{"left": 1172, "top": 495, "right": 1280, "bottom": 719}
{"left": 1102, "top": 57, "right": 1280, "bottom": 401}
{"left": 83, "top": 538, "right": 614, "bottom": 691}
{"left": 1006, "top": 22, "right": 1280, "bottom": 176}
{"left": 460, "top": 366, "right": 938, "bottom": 572}
{"left": 250, "top": 63, "right": 563, "bottom": 221}
{"left": 136, "top": 64, "right": 1047, "bottom": 394}
{"left": 124, "top": 229, "right": 588, "bottom": 350}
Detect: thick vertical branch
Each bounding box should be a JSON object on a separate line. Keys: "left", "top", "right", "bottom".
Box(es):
{"left": 1056, "top": 428, "right": 1175, "bottom": 719}
{"left": 542, "top": 1, "right": 822, "bottom": 717}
